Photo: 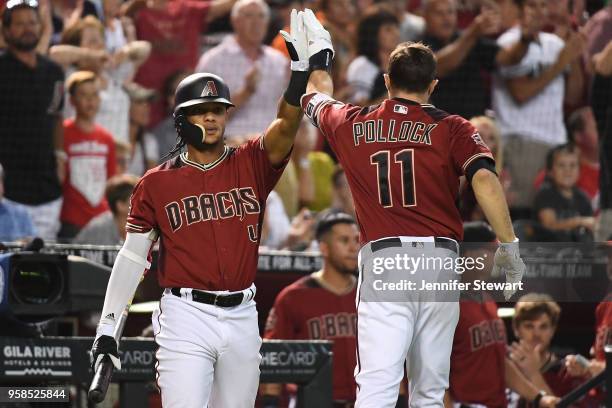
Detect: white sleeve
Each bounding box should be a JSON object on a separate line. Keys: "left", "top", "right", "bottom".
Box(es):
{"left": 96, "top": 231, "right": 156, "bottom": 337}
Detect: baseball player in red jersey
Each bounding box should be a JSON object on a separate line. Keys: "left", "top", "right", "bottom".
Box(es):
{"left": 299, "top": 20, "right": 526, "bottom": 406}
{"left": 262, "top": 211, "right": 360, "bottom": 405}
{"left": 89, "top": 9, "right": 327, "bottom": 407}
{"left": 446, "top": 223, "right": 559, "bottom": 408}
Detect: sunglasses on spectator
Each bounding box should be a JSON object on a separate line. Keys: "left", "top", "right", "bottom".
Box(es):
{"left": 5, "top": 0, "right": 38, "bottom": 9}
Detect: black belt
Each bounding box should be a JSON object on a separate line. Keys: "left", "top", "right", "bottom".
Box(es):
{"left": 170, "top": 287, "right": 244, "bottom": 307}
{"left": 371, "top": 237, "right": 459, "bottom": 254}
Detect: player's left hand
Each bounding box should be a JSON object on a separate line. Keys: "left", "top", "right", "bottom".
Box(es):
{"left": 280, "top": 9, "right": 309, "bottom": 72}
{"left": 492, "top": 239, "right": 525, "bottom": 300}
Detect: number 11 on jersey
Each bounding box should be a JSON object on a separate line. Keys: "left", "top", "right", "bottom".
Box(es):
{"left": 370, "top": 149, "right": 416, "bottom": 208}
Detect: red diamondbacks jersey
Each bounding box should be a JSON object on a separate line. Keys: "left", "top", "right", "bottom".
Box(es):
{"left": 449, "top": 298, "right": 507, "bottom": 408}
{"left": 302, "top": 93, "right": 493, "bottom": 243}
{"left": 594, "top": 298, "right": 612, "bottom": 361}
{"left": 264, "top": 275, "right": 357, "bottom": 401}
{"left": 126, "top": 137, "right": 287, "bottom": 291}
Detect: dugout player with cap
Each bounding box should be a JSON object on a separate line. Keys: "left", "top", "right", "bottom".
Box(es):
{"left": 89, "top": 9, "right": 330, "bottom": 407}
{"left": 262, "top": 210, "right": 360, "bottom": 406}
{"left": 298, "top": 15, "right": 527, "bottom": 407}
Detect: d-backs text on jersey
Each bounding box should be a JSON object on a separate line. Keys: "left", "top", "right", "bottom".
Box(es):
{"left": 164, "top": 187, "right": 261, "bottom": 232}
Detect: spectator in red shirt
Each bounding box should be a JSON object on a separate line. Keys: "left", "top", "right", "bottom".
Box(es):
{"left": 59, "top": 70, "right": 116, "bottom": 240}
{"left": 123, "top": 0, "right": 237, "bottom": 126}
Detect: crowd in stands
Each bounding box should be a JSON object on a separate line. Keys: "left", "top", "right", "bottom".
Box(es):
{"left": 0, "top": 0, "right": 611, "bottom": 405}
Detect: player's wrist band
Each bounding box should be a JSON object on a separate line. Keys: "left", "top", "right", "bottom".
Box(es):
{"left": 465, "top": 157, "right": 496, "bottom": 182}
{"left": 309, "top": 49, "right": 333, "bottom": 73}
{"left": 284, "top": 70, "right": 309, "bottom": 106}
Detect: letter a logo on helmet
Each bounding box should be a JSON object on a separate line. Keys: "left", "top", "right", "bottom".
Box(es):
{"left": 201, "top": 81, "right": 218, "bottom": 97}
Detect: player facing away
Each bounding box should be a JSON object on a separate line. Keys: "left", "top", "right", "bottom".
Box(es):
{"left": 300, "top": 37, "right": 527, "bottom": 408}
{"left": 89, "top": 9, "right": 331, "bottom": 407}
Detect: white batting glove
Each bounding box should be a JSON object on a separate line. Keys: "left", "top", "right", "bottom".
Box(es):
{"left": 280, "top": 9, "right": 309, "bottom": 72}
{"left": 492, "top": 239, "right": 526, "bottom": 300}
{"left": 302, "top": 8, "right": 334, "bottom": 58}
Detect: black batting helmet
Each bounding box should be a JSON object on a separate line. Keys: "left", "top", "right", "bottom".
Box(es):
{"left": 173, "top": 73, "right": 234, "bottom": 114}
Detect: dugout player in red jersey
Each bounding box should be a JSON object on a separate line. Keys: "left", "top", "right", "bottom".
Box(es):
{"left": 446, "top": 222, "right": 559, "bottom": 408}
{"left": 262, "top": 210, "right": 360, "bottom": 406}
{"left": 89, "top": 9, "right": 329, "bottom": 407}
{"left": 299, "top": 15, "right": 526, "bottom": 406}
{"left": 508, "top": 294, "right": 598, "bottom": 407}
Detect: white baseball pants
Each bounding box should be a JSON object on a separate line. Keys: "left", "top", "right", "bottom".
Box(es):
{"left": 152, "top": 288, "right": 262, "bottom": 408}
{"left": 355, "top": 237, "right": 460, "bottom": 408}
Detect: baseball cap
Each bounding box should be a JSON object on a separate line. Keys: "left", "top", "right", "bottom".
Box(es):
{"left": 124, "top": 83, "right": 158, "bottom": 103}
{"left": 315, "top": 209, "right": 356, "bottom": 241}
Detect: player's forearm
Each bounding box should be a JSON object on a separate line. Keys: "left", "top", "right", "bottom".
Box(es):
{"left": 264, "top": 100, "right": 303, "bottom": 166}
{"left": 528, "top": 372, "right": 555, "bottom": 396}
{"left": 97, "top": 232, "right": 153, "bottom": 337}
{"left": 506, "top": 358, "right": 542, "bottom": 400}
{"left": 471, "top": 169, "right": 516, "bottom": 243}
{"left": 306, "top": 70, "right": 333, "bottom": 97}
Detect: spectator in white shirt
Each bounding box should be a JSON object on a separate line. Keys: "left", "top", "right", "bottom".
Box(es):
{"left": 195, "top": 0, "right": 288, "bottom": 141}
{"left": 492, "top": 0, "right": 585, "bottom": 213}
{"left": 124, "top": 83, "right": 159, "bottom": 176}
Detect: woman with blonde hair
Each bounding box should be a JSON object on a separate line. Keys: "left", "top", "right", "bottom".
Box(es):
{"left": 461, "top": 115, "right": 513, "bottom": 220}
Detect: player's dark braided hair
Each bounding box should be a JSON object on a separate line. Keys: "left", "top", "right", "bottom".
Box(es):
{"left": 160, "top": 135, "right": 186, "bottom": 162}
